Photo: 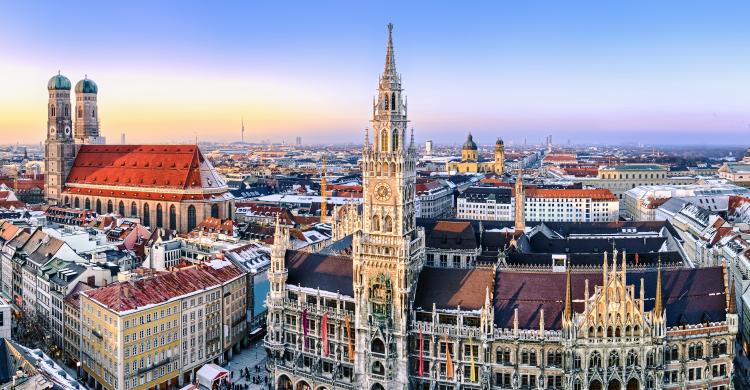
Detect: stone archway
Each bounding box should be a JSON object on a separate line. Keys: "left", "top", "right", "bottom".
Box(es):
{"left": 608, "top": 379, "right": 621, "bottom": 390}
{"left": 371, "top": 384, "right": 385, "bottom": 390}
{"left": 590, "top": 380, "right": 603, "bottom": 390}
{"left": 296, "top": 380, "right": 311, "bottom": 390}
{"left": 626, "top": 378, "right": 638, "bottom": 390}
{"left": 277, "top": 375, "right": 292, "bottom": 390}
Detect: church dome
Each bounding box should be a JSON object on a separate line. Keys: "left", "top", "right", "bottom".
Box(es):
{"left": 47, "top": 73, "right": 71, "bottom": 90}
{"left": 496, "top": 138, "right": 504, "bottom": 145}
{"left": 462, "top": 133, "right": 478, "bottom": 151}
{"left": 75, "top": 78, "right": 98, "bottom": 94}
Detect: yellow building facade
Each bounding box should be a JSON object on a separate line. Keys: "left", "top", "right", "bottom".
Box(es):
{"left": 446, "top": 133, "right": 505, "bottom": 174}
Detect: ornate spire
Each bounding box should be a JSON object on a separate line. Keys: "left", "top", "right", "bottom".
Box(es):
{"left": 384, "top": 23, "right": 396, "bottom": 76}
{"left": 728, "top": 276, "right": 737, "bottom": 314}
{"left": 564, "top": 264, "right": 572, "bottom": 321}
{"left": 654, "top": 259, "right": 663, "bottom": 318}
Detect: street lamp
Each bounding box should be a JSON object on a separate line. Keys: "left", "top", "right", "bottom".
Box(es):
{"left": 76, "top": 361, "right": 82, "bottom": 380}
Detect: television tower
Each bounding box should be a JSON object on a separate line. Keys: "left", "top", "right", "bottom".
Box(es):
{"left": 241, "top": 117, "right": 245, "bottom": 143}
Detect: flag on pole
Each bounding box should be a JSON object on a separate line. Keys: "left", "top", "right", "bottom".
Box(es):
{"left": 322, "top": 312, "right": 329, "bottom": 357}
{"left": 302, "top": 309, "right": 309, "bottom": 351}
{"left": 418, "top": 329, "right": 424, "bottom": 376}
{"left": 345, "top": 314, "right": 354, "bottom": 362}
{"left": 469, "top": 336, "right": 476, "bottom": 382}
{"left": 445, "top": 334, "right": 454, "bottom": 379}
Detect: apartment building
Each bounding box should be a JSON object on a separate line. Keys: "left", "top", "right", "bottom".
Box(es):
{"left": 79, "top": 263, "right": 246, "bottom": 390}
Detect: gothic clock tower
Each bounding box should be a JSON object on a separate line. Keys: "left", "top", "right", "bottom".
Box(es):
{"left": 353, "top": 24, "right": 424, "bottom": 390}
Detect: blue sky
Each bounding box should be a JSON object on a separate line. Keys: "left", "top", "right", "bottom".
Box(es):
{"left": 0, "top": 1, "right": 748, "bottom": 145}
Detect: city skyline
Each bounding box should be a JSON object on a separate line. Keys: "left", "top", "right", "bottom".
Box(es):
{"left": 1, "top": 1, "right": 749, "bottom": 145}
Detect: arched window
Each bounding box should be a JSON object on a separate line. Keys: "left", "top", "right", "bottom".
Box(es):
{"left": 383, "top": 216, "right": 392, "bottom": 232}
{"left": 107, "top": 200, "right": 113, "bottom": 214}
{"left": 63, "top": 196, "right": 69, "bottom": 206}
{"left": 391, "top": 92, "right": 396, "bottom": 111}
{"left": 589, "top": 352, "right": 601, "bottom": 369}
{"left": 92, "top": 108, "right": 96, "bottom": 118}
{"left": 392, "top": 129, "right": 399, "bottom": 150}
{"left": 77, "top": 107, "right": 82, "bottom": 118}
{"left": 665, "top": 345, "right": 678, "bottom": 361}
{"left": 119, "top": 201, "right": 125, "bottom": 216}
{"left": 371, "top": 361, "right": 385, "bottom": 376}
{"left": 143, "top": 203, "right": 150, "bottom": 227}
{"left": 169, "top": 205, "right": 177, "bottom": 230}
{"left": 371, "top": 215, "right": 380, "bottom": 231}
{"left": 156, "top": 204, "right": 163, "bottom": 228}
{"left": 73, "top": 198, "right": 79, "bottom": 208}
{"left": 495, "top": 347, "right": 510, "bottom": 364}
{"left": 95, "top": 199, "right": 102, "bottom": 214}
{"left": 384, "top": 93, "right": 389, "bottom": 110}
{"left": 84, "top": 198, "right": 91, "bottom": 210}
{"left": 211, "top": 204, "right": 219, "bottom": 218}
{"left": 130, "top": 202, "right": 137, "bottom": 217}
{"left": 187, "top": 205, "right": 197, "bottom": 231}
{"left": 51, "top": 105, "right": 56, "bottom": 117}
{"left": 626, "top": 350, "right": 638, "bottom": 366}
{"left": 381, "top": 129, "right": 388, "bottom": 152}
{"left": 371, "top": 338, "right": 385, "bottom": 354}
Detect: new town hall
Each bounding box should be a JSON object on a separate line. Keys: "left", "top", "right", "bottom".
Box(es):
{"left": 264, "top": 25, "right": 738, "bottom": 390}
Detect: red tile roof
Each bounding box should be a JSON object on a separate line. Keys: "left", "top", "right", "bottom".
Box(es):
{"left": 83, "top": 264, "right": 244, "bottom": 313}
{"left": 526, "top": 188, "right": 617, "bottom": 201}
{"left": 65, "top": 145, "right": 206, "bottom": 190}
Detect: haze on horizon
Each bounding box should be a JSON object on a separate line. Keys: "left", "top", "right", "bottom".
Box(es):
{"left": 0, "top": 1, "right": 748, "bottom": 146}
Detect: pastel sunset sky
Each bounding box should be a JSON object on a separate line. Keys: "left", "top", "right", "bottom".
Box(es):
{"left": 1, "top": 1, "right": 748, "bottom": 145}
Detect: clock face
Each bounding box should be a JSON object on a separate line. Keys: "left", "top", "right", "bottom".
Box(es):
{"left": 374, "top": 182, "right": 392, "bottom": 202}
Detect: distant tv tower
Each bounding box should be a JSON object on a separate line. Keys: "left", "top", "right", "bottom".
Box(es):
{"left": 241, "top": 117, "right": 245, "bottom": 143}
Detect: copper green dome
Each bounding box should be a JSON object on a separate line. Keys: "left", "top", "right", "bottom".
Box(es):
{"left": 75, "top": 78, "right": 98, "bottom": 94}
{"left": 462, "top": 133, "right": 478, "bottom": 150}
{"left": 47, "top": 73, "right": 71, "bottom": 90}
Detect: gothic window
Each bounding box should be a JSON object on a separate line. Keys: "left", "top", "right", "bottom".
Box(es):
{"left": 664, "top": 345, "right": 678, "bottom": 361}
{"left": 131, "top": 202, "right": 137, "bottom": 217}
{"left": 51, "top": 105, "right": 56, "bottom": 117}
{"left": 391, "top": 92, "right": 396, "bottom": 110}
{"left": 143, "top": 204, "right": 150, "bottom": 227}
{"left": 372, "top": 215, "right": 380, "bottom": 231}
{"left": 156, "top": 204, "right": 163, "bottom": 228}
{"left": 78, "top": 107, "right": 82, "bottom": 118}
{"left": 547, "top": 349, "right": 562, "bottom": 367}
{"left": 119, "top": 201, "right": 125, "bottom": 216}
{"left": 392, "top": 129, "right": 399, "bottom": 150}
{"left": 626, "top": 350, "right": 638, "bottom": 366}
{"left": 384, "top": 94, "right": 389, "bottom": 110}
{"left": 589, "top": 351, "right": 601, "bottom": 369}
{"left": 211, "top": 204, "right": 219, "bottom": 218}
{"left": 84, "top": 198, "right": 91, "bottom": 210}
{"left": 187, "top": 205, "right": 197, "bottom": 231}
{"left": 368, "top": 274, "right": 392, "bottom": 319}
{"left": 573, "top": 352, "right": 581, "bottom": 369}
{"left": 383, "top": 216, "right": 392, "bottom": 232}
{"left": 381, "top": 129, "right": 388, "bottom": 152}
{"left": 107, "top": 200, "right": 113, "bottom": 214}
{"left": 495, "top": 347, "right": 511, "bottom": 364}
{"left": 390, "top": 162, "right": 396, "bottom": 175}
{"left": 371, "top": 338, "right": 385, "bottom": 355}
{"left": 74, "top": 198, "right": 80, "bottom": 208}
{"left": 645, "top": 376, "right": 655, "bottom": 390}
{"left": 689, "top": 344, "right": 703, "bottom": 360}
{"left": 371, "top": 361, "right": 385, "bottom": 376}
{"left": 169, "top": 205, "right": 177, "bottom": 230}
{"left": 607, "top": 326, "right": 613, "bottom": 337}
{"left": 92, "top": 108, "right": 96, "bottom": 118}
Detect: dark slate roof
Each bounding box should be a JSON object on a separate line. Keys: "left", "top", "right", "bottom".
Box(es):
{"left": 286, "top": 250, "right": 353, "bottom": 297}
{"left": 414, "top": 267, "right": 495, "bottom": 311}
{"left": 458, "top": 187, "right": 512, "bottom": 203}
{"left": 425, "top": 221, "right": 477, "bottom": 250}
{"left": 527, "top": 234, "right": 667, "bottom": 254}
{"left": 493, "top": 267, "right": 727, "bottom": 331}
{"left": 505, "top": 251, "right": 683, "bottom": 268}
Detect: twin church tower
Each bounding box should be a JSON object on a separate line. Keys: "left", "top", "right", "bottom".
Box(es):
{"left": 44, "top": 74, "right": 104, "bottom": 203}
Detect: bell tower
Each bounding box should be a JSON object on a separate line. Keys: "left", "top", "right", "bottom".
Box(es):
{"left": 353, "top": 23, "right": 424, "bottom": 390}
{"left": 44, "top": 73, "right": 76, "bottom": 205}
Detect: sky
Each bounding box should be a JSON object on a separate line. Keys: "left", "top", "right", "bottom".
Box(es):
{"left": 0, "top": 1, "right": 749, "bottom": 146}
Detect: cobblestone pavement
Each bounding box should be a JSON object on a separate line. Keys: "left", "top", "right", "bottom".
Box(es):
{"left": 225, "top": 337, "right": 271, "bottom": 389}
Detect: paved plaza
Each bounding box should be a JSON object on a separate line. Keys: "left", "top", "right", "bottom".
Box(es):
{"left": 225, "top": 337, "right": 270, "bottom": 389}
